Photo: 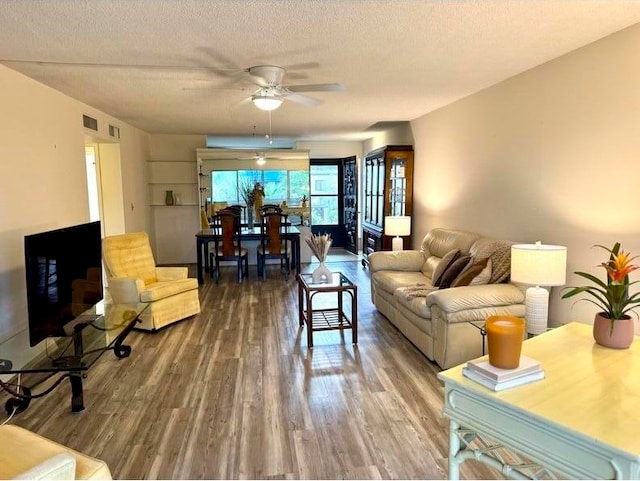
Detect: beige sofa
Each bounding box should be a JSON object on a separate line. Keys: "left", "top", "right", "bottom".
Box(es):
{"left": 369, "top": 228, "right": 526, "bottom": 369}
{"left": 0, "top": 425, "right": 111, "bottom": 479}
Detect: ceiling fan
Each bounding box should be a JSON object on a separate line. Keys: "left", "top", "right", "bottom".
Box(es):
{"left": 0, "top": 58, "right": 345, "bottom": 110}
{"left": 245, "top": 65, "right": 345, "bottom": 111}
{"left": 238, "top": 151, "right": 283, "bottom": 165}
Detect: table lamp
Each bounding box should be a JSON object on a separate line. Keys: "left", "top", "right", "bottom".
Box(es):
{"left": 385, "top": 216, "right": 411, "bottom": 251}
{"left": 510, "top": 242, "right": 567, "bottom": 335}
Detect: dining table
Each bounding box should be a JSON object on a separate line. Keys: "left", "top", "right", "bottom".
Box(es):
{"left": 195, "top": 225, "right": 301, "bottom": 284}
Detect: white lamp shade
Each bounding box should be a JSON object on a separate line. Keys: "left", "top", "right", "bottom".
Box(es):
{"left": 252, "top": 95, "right": 283, "bottom": 111}
{"left": 385, "top": 216, "right": 411, "bottom": 237}
{"left": 511, "top": 242, "right": 567, "bottom": 286}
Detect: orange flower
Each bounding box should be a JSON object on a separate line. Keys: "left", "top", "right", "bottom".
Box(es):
{"left": 601, "top": 250, "right": 639, "bottom": 283}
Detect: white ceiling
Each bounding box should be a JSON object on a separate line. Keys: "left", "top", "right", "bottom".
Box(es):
{"left": 1, "top": 1, "right": 640, "bottom": 141}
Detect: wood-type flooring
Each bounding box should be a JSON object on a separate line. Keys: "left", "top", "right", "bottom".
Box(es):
{"left": 2, "top": 260, "right": 502, "bottom": 479}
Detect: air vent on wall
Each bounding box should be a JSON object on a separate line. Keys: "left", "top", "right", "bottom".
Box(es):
{"left": 82, "top": 114, "right": 98, "bottom": 131}
{"left": 109, "top": 124, "right": 120, "bottom": 139}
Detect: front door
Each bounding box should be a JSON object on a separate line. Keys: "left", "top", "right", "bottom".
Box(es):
{"left": 309, "top": 156, "right": 357, "bottom": 249}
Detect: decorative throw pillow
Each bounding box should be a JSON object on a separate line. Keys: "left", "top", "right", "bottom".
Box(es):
{"left": 451, "top": 258, "right": 490, "bottom": 288}
{"left": 470, "top": 257, "right": 492, "bottom": 286}
{"left": 432, "top": 249, "right": 460, "bottom": 287}
{"left": 439, "top": 255, "right": 472, "bottom": 289}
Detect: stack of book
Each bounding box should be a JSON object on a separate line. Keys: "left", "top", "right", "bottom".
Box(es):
{"left": 462, "top": 355, "right": 545, "bottom": 391}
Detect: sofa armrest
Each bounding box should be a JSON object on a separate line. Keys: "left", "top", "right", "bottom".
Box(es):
{"left": 368, "top": 250, "right": 425, "bottom": 273}
{"left": 106, "top": 277, "right": 144, "bottom": 304}
{"left": 156, "top": 267, "right": 188, "bottom": 281}
{"left": 426, "top": 283, "right": 525, "bottom": 316}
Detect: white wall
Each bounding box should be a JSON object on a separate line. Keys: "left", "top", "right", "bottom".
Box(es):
{"left": 296, "top": 140, "right": 363, "bottom": 160}
{"left": 0, "top": 65, "right": 150, "bottom": 342}
{"left": 148, "top": 135, "right": 206, "bottom": 264}
{"left": 362, "top": 123, "right": 414, "bottom": 154}
{"left": 410, "top": 23, "right": 640, "bottom": 327}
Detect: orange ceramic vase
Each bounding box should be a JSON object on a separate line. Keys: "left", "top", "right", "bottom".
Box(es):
{"left": 593, "top": 313, "right": 635, "bottom": 349}
{"left": 486, "top": 315, "right": 525, "bottom": 369}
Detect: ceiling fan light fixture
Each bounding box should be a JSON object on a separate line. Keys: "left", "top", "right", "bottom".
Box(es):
{"left": 256, "top": 156, "right": 266, "bottom": 166}
{"left": 252, "top": 95, "right": 283, "bottom": 111}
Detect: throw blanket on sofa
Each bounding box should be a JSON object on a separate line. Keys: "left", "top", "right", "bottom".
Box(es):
{"left": 399, "top": 284, "right": 438, "bottom": 301}
{"left": 470, "top": 238, "right": 513, "bottom": 284}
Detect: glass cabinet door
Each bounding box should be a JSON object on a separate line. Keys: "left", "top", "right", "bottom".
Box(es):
{"left": 364, "top": 157, "right": 373, "bottom": 224}
{"left": 389, "top": 156, "right": 407, "bottom": 216}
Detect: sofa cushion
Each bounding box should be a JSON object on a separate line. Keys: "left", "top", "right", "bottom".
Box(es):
{"left": 451, "top": 257, "right": 491, "bottom": 288}
{"left": 419, "top": 228, "right": 480, "bottom": 278}
{"left": 431, "top": 249, "right": 460, "bottom": 286}
{"left": 372, "top": 271, "right": 432, "bottom": 295}
{"left": 439, "top": 255, "right": 472, "bottom": 289}
{"left": 393, "top": 285, "right": 438, "bottom": 319}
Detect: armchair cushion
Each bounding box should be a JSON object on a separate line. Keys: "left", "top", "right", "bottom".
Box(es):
{"left": 14, "top": 453, "right": 76, "bottom": 480}
{"left": 0, "top": 425, "right": 111, "bottom": 480}
{"left": 156, "top": 266, "right": 188, "bottom": 281}
{"left": 140, "top": 278, "right": 199, "bottom": 302}
{"left": 102, "top": 232, "right": 157, "bottom": 285}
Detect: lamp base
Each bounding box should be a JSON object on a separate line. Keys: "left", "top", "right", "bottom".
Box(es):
{"left": 392, "top": 236, "right": 404, "bottom": 251}
{"left": 525, "top": 286, "right": 549, "bottom": 336}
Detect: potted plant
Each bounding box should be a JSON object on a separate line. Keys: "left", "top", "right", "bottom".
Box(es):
{"left": 562, "top": 243, "right": 640, "bottom": 348}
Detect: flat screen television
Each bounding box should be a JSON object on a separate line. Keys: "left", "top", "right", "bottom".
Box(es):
{"left": 24, "top": 221, "right": 103, "bottom": 347}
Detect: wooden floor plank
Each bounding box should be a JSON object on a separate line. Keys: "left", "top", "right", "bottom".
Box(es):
{"left": 2, "top": 259, "right": 504, "bottom": 479}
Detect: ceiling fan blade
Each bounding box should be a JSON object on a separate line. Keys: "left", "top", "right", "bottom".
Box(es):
{"left": 282, "top": 62, "right": 320, "bottom": 71}
{"left": 286, "top": 83, "right": 346, "bottom": 93}
{"left": 284, "top": 92, "right": 322, "bottom": 107}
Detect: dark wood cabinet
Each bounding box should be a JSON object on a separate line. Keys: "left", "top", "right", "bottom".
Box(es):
{"left": 361, "top": 145, "right": 414, "bottom": 267}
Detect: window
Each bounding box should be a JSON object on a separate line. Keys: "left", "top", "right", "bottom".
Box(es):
{"left": 209, "top": 169, "right": 309, "bottom": 206}
{"left": 310, "top": 165, "right": 339, "bottom": 225}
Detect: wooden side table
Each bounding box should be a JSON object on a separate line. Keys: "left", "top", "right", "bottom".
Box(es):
{"left": 297, "top": 272, "right": 357, "bottom": 348}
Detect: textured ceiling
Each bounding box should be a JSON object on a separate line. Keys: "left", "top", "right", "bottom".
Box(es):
{"left": 1, "top": 1, "right": 640, "bottom": 140}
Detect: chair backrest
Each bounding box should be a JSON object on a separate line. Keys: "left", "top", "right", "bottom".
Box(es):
{"left": 212, "top": 208, "right": 242, "bottom": 256}
{"left": 226, "top": 204, "right": 246, "bottom": 223}
{"left": 102, "top": 232, "right": 157, "bottom": 285}
{"left": 260, "top": 212, "right": 289, "bottom": 253}
{"left": 260, "top": 204, "right": 283, "bottom": 215}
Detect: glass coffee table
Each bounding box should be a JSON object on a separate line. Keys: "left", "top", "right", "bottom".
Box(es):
{"left": 0, "top": 301, "right": 148, "bottom": 414}
{"left": 297, "top": 272, "right": 357, "bottom": 348}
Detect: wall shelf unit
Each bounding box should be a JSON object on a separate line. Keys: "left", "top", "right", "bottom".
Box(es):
{"left": 147, "top": 159, "right": 200, "bottom": 264}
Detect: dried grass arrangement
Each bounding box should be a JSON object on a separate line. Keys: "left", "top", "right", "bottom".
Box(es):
{"left": 305, "top": 233, "right": 332, "bottom": 262}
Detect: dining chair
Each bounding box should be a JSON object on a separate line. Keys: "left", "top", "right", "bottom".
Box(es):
{"left": 226, "top": 204, "right": 246, "bottom": 224}
{"left": 259, "top": 204, "right": 283, "bottom": 215}
{"left": 210, "top": 208, "right": 249, "bottom": 283}
{"left": 257, "top": 212, "right": 290, "bottom": 280}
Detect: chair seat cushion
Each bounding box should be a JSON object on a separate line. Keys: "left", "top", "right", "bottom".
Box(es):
{"left": 140, "top": 278, "right": 198, "bottom": 302}
{"left": 214, "top": 247, "right": 248, "bottom": 257}
{"left": 257, "top": 245, "right": 290, "bottom": 255}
